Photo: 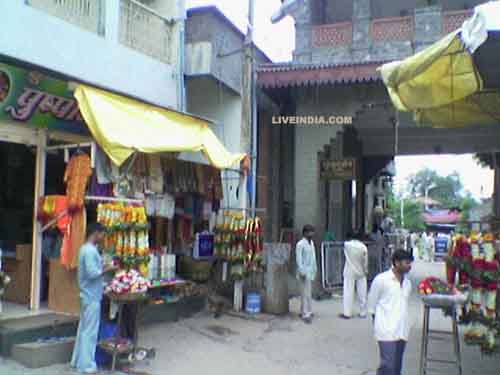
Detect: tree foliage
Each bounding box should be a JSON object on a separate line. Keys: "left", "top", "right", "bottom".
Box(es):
{"left": 456, "top": 192, "right": 480, "bottom": 233}
{"left": 387, "top": 186, "right": 426, "bottom": 231}
{"left": 407, "top": 168, "right": 463, "bottom": 208}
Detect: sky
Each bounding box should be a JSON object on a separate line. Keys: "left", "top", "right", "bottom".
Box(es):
{"left": 187, "top": 0, "right": 294, "bottom": 61}
{"left": 186, "top": 1, "right": 495, "bottom": 201}
{"left": 395, "top": 154, "right": 494, "bottom": 200}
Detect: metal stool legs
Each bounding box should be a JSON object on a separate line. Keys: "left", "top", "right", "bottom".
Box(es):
{"left": 419, "top": 305, "right": 462, "bottom": 375}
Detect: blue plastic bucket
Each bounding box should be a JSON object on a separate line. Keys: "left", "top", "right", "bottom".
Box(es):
{"left": 95, "top": 320, "right": 117, "bottom": 366}
{"left": 245, "top": 292, "right": 261, "bottom": 314}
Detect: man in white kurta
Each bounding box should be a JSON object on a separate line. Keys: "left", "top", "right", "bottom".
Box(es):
{"left": 368, "top": 250, "right": 414, "bottom": 375}
{"left": 296, "top": 224, "right": 317, "bottom": 324}
{"left": 340, "top": 234, "right": 368, "bottom": 319}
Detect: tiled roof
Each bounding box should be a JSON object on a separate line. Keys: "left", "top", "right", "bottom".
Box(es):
{"left": 423, "top": 210, "right": 462, "bottom": 224}
{"left": 257, "top": 61, "right": 387, "bottom": 88}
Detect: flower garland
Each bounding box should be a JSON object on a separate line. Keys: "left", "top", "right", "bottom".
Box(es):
{"left": 447, "top": 233, "right": 500, "bottom": 354}
{"left": 97, "top": 203, "right": 151, "bottom": 276}
{"left": 214, "top": 212, "right": 265, "bottom": 280}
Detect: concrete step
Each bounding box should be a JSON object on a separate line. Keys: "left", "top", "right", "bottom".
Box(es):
{"left": 0, "top": 313, "right": 78, "bottom": 356}
{"left": 11, "top": 337, "right": 75, "bottom": 368}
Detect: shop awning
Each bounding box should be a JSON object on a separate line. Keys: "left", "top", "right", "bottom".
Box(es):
{"left": 379, "top": 1, "right": 500, "bottom": 128}
{"left": 74, "top": 85, "right": 245, "bottom": 168}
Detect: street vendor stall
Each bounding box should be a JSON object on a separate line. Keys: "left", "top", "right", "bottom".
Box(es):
{"left": 0, "top": 60, "right": 253, "bottom": 358}
{"left": 378, "top": 1, "right": 500, "bottom": 360}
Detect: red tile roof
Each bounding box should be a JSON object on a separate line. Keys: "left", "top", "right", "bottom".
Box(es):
{"left": 257, "top": 61, "right": 385, "bottom": 89}
{"left": 423, "top": 210, "right": 462, "bottom": 224}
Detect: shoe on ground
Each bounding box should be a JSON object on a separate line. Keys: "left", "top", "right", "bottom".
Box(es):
{"left": 359, "top": 314, "right": 367, "bottom": 319}
{"left": 338, "top": 314, "right": 352, "bottom": 320}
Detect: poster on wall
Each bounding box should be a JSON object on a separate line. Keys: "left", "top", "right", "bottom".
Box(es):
{"left": 0, "top": 62, "right": 87, "bottom": 135}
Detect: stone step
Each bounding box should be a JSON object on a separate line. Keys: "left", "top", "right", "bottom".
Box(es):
{"left": 0, "top": 313, "right": 78, "bottom": 356}
{"left": 11, "top": 337, "right": 75, "bottom": 368}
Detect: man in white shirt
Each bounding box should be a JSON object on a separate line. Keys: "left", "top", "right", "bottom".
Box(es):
{"left": 340, "top": 232, "right": 368, "bottom": 319}
{"left": 367, "top": 250, "right": 414, "bottom": 375}
{"left": 296, "top": 224, "right": 317, "bottom": 324}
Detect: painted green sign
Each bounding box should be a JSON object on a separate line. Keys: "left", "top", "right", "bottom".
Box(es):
{"left": 0, "top": 62, "right": 86, "bottom": 134}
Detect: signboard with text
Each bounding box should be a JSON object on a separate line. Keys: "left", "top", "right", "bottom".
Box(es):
{"left": 0, "top": 62, "right": 87, "bottom": 134}
{"left": 320, "top": 158, "right": 358, "bottom": 180}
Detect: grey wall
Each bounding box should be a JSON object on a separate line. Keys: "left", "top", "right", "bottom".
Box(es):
{"left": 186, "top": 9, "right": 270, "bottom": 95}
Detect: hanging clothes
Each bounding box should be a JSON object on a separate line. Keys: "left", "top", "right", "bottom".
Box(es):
{"left": 61, "top": 207, "right": 87, "bottom": 269}
{"left": 63, "top": 153, "right": 91, "bottom": 269}
{"left": 64, "top": 153, "right": 92, "bottom": 212}
{"left": 147, "top": 155, "right": 163, "bottom": 194}
{"left": 132, "top": 153, "right": 148, "bottom": 197}
{"left": 156, "top": 194, "right": 175, "bottom": 219}
{"left": 195, "top": 164, "right": 207, "bottom": 196}
{"left": 37, "top": 195, "right": 71, "bottom": 233}
{"left": 88, "top": 174, "right": 113, "bottom": 197}
{"left": 94, "top": 145, "right": 112, "bottom": 184}
{"left": 203, "top": 201, "right": 213, "bottom": 221}
{"left": 145, "top": 195, "right": 156, "bottom": 217}
{"left": 162, "top": 158, "right": 174, "bottom": 194}
{"left": 213, "top": 168, "right": 223, "bottom": 201}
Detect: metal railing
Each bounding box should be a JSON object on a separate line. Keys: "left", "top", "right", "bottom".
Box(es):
{"left": 119, "top": 0, "right": 173, "bottom": 64}
{"left": 321, "top": 240, "right": 387, "bottom": 290}
{"left": 27, "top": 0, "right": 105, "bottom": 35}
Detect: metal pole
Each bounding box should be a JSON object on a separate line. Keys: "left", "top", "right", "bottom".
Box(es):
{"left": 401, "top": 196, "right": 404, "bottom": 228}
{"left": 240, "top": 0, "right": 256, "bottom": 216}
{"left": 247, "top": 0, "right": 257, "bottom": 218}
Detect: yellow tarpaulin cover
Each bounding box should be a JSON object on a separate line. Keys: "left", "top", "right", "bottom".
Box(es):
{"left": 379, "top": 32, "right": 500, "bottom": 127}
{"left": 74, "top": 85, "right": 245, "bottom": 168}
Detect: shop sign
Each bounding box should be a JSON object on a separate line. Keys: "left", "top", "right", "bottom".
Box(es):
{"left": 320, "top": 158, "right": 358, "bottom": 180}
{"left": 0, "top": 62, "right": 87, "bottom": 134}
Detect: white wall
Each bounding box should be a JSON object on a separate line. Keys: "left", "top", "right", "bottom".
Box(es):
{"left": 293, "top": 86, "right": 362, "bottom": 232}
{"left": 0, "top": 1, "right": 178, "bottom": 108}
{"left": 185, "top": 77, "right": 243, "bottom": 209}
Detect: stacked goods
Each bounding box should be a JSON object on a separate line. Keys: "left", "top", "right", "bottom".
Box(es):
{"left": 105, "top": 269, "right": 151, "bottom": 296}
{"left": 97, "top": 203, "right": 151, "bottom": 276}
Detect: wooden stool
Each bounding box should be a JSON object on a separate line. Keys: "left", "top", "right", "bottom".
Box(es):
{"left": 419, "top": 304, "right": 462, "bottom": 375}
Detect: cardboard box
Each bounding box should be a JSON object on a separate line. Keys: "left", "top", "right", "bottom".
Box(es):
{"left": 48, "top": 260, "right": 80, "bottom": 315}
{"left": 16, "top": 244, "right": 32, "bottom": 261}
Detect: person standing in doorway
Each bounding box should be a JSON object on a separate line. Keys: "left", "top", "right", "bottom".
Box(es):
{"left": 71, "top": 223, "right": 117, "bottom": 374}
{"left": 428, "top": 232, "right": 435, "bottom": 262}
{"left": 421, "top": 231, "right": 429, "bottom": 261}
{"left": 296, "top": 224, "right": 317, "bottom": 324}
{"left": 368, "top": 250, "right": 414, "bottom": 375}
{"left": 340, "top": 232, "right": 368, "bottom": 319}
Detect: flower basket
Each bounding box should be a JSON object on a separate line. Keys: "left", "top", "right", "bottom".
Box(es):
{"left": 421, "top": 292, "right": 470, "bottom": 308}
{"left": 419, "top": 277, "right": 470, "bottom": 308}
{"left": 106, "top": 292, "right": 149, "bottom": 303}
{"left": 99, "top": 338, "right": 134, "bottom": 354}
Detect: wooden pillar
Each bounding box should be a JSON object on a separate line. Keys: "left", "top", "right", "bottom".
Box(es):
{"left": 30, "top": 129, "right": 47, "bottom": 311}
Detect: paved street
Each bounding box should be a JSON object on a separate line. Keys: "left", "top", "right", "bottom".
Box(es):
{"left": 2, "top": 260, "right": 499, "bottom": 375}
